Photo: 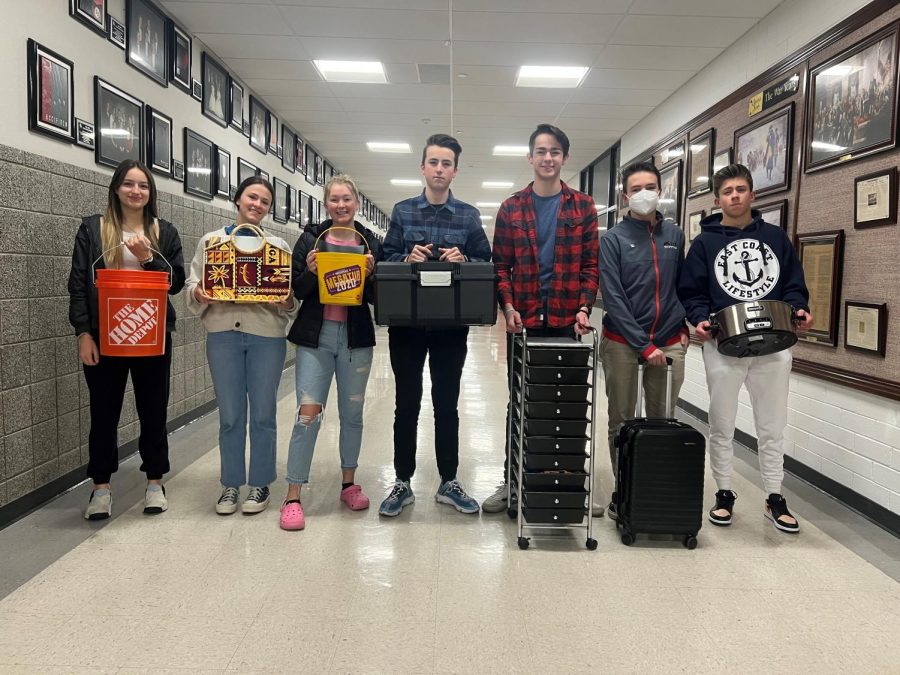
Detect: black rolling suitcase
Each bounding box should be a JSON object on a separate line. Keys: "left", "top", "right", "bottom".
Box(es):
{"left": 614, "top": 357, "right": 705, "bottom": 549}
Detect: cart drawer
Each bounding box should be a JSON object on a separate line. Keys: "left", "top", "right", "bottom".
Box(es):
{"left": 515, "top": 471, "right": 588, "bottom": 491}
{"left": 521, "top": 381, "right": 592, "bottom": 403}
{"left": 517, "top": 417, "right": 589, "bottom": 438}
{"left": 522, "top": 507, "right": 586, "bottom": 524}
{"left": 523, "top": 401, "right": 590, "bottom": 420}
{"left": 516, "top": 360, "right": 591, "bottom": 385}
{"left": 524, "top": 491, "right": 588, "bottom": 509}
{"left": 514, "top": 435, "right": 588, "bottom": 454}
{"left": 523, "top": 453, "right": 587, "bottom": 472}
{"left": 524, "top": 348, "right": 590, "bottom": 367}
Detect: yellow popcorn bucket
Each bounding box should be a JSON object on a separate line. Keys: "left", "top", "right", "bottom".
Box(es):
{"left": 315, "top": 226, "right": 369, "bottom": 306}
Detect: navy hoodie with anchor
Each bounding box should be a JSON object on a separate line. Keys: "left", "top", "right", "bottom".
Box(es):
{"left": 677, "top": 210, "right": 810, "bottom": 327}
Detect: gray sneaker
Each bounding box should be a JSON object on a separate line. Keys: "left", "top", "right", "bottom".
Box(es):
{"left": 242, "top": 486, "right": 270, "bottom": 514}
{"left": 435, "top": 479, "right": 480, "bottom": 514}
{"left": 379, "top": 480, "right": 415, "bottom": 517}
{"left": 481, "top": 483, "right": 509, "bottom": 513}
{"left": 143, "top": 485, "right": 168, "bottom": 515}
{"left": 216, "top": 487, "right": 240, "bottom": 515}
{"left": 84, "top": 490, "right": 112, "bottom": 520}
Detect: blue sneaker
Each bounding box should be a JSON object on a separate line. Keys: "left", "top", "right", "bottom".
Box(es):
{"left": 379, "top": 480, "right": 415, "bottom": 517}
{"left": 436, "top": 479, "right": 480, "bottom": 514}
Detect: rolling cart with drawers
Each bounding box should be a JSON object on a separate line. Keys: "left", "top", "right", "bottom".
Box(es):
{"left": 506, "top": 328, "right": 599, "bottom": 550}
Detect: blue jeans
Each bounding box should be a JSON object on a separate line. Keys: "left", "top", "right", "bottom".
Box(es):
{"left": 286, "top": 320, "right": 373, "bottom": 484}
{"left": 207, "top": 330, "right": 287, "bottom": 488}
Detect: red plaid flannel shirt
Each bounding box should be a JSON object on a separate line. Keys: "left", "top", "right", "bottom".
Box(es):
{"left": 492, "top": 181, "right": 599, "bottom": 328}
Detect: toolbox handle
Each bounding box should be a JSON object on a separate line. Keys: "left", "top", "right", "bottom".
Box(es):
{"left": 635, "top": 356, "right": 674, "bottom": 418}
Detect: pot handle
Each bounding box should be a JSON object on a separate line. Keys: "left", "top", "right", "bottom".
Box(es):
{"left": 706, "top": 314, "right": 719, "bottom": 336}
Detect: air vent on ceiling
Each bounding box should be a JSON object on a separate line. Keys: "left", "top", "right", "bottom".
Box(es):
{"left": 417, "top": 64, "right": 451, "bottom": 84}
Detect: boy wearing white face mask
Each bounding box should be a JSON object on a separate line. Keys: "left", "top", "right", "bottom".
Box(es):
{"left": 599, "top": 161, "right": 689, "bottom": 519}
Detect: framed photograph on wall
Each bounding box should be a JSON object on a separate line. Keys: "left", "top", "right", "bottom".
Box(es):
{"left": 655, "top": 140, "right": 685, "bottom": 167}
{"left": 713, "top": 147, "right": 732, "bottom": 173}
{"left": 237, "top": 157, "right": 256, "bottom": 186}
{"left": 734, "top": 102, "right": 793, "bottom": 198}
{"left": 70, "top": 0, "right": 107, "bottom": 37}
{"left": 248, "top": 95, "right": 268, "bottom": 155}
{"left": 281, "top": 126, "right": 295, "bottom": 172}
{"left": 658, "top": 159, "right": 682, "bottom": 224}
{"left": 687, "top": 210, "right": 705, "bottom": 243}
{"left": 305, "top": 144, "right": 316, "bottom": 186}
{"left": 126, "top": 0, "right": 168, "bottom": 87}
{"left": 273, "top": 178, "right": 289, "bottom": 224}
{"left": 316, "top": 154, "right": 325, "bottom": 186}
{"left": 94, "top": 77, "right": 142, "bottom": 168}
{"left": 169, "top": 22, "right": 191, "bottom": 93}
{"left": 230, "top": 80, "right": 243, "bottom": 131}
{"left": 797, "top": 230, "right": 844, "bottom": 347}
{"left": 289, "top": 185, "right": 298, "bottom": 222}
{"left": 687, "top": 129, "right": 714, "bottom": 197}
{"left": 258, "top": 169, "right": 269, "bottom": 183}
{"left": 27, "top": 40, "right": 75, "bottom": 143}
{"left": 215, "top": 147, "right": 230, "bottom": 199}
{"left": 854, "top": 167, "right": 897, "bottom": 228}
{"left": 184, "top": 128, "right": 214, "bottom": 199}
{"left": 805, "top": 25, "right": 899, "bottom": 173}
{"left": 295, "top": 136, "right": 306, "bottom": 176}
{"left": 145, "top": 106, "right": 172, "bottom": 176}
{"left": 268, "top": 111, "right": 279, "bottom": 154}
{"left": 757, "top": 199, "right": 788, "bottom": 229}
{"left": 844, "top": 301, "right": 887, "bottom": 357}
{"left": 201, "top": 52, "right": 229, "bottom": 127}
{"left": 75, "top": 119, "right": 95, "bottom": 149}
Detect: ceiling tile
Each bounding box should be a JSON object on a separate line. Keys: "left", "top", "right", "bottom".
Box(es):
{"left": 610, "top": 15, "right": 758, "bottom": 48}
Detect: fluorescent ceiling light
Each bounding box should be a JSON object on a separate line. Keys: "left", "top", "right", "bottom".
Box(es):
{"left": 493, "top": 145, "right": 529, "bottom": 157}
{"left": 314, "top": 60, "right": 386, "bottom": 84}
{"left": 476, "top": 202, "right": 501, "bottom": 208}
{"left": 367, "top": 142, "right": 410, "bottom": 153}
{"left": 390, "top": 178, "right": 422, "bottom": 186}
{"left": 482, "top": 181, "right": 513, "bottom": 188}
{"left": 516, "top": 65, "right": 589, "bottom": 88}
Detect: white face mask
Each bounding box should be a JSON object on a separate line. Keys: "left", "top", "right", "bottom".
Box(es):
{"left": 627, "top": 189, "right": 659, "bottom": 216}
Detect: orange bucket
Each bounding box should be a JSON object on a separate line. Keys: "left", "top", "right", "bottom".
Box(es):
{"left": 95, "top": 269, "right": 170, "bottom": 357}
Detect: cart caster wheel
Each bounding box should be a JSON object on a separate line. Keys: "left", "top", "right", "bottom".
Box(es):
{"left": 586, "top": 538, "right": 598, "bottom": 551}
{"left": 517, "top": 537, "right": 530, "bottom": 550}
{"left": 507, "top": 507, "right": 517, "bottom": 519}
{"left": 684, "top": 535, "right": 698, "bottom": 550}
{"left": 621, "top": 532, "right": 635, "bottom": 546}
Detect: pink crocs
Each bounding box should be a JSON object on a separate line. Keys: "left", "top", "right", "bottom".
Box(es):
{"left": 279, "top": 500, "right": 305, "bottom": 530}
{"left": 340, "top": 484, "right": 370, "bottom": 511}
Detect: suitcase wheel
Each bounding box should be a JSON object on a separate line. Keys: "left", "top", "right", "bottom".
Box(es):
{"left": 683, "top": 535, "right": 698, "bottom": 550}
{"left": 586, "top": 538, "right": 598, "bottom": 551}
{"left": 517, "top": 536, "right": 530, "bottom": 550}
{"left": 620, "top": 532, "right": 635, "bottom": 546}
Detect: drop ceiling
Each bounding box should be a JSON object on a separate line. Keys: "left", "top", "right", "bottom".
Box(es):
{"left": 160, "top": 0, "right": 782, "bottom": 226}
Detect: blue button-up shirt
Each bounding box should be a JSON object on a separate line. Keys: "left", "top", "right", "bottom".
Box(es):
{"left": 382, "top": 191, "right": 491, "bottom": 262}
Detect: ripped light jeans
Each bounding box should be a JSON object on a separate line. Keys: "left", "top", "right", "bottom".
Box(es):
{"left": 285, "top": 320, "right": 373, "bottom": 484}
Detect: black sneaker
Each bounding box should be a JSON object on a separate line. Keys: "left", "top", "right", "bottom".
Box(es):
{"left": 607, "top": 492, "right": 618, "bottom": 521}
{"left": 765, "top": 493, "right": 799, "bottom": 533}
{"left": 709, "top": 489, "right": 737, "bottom": 526}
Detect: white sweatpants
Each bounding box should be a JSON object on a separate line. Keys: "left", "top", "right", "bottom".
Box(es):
{"left": 701, "top": 341, "right": 791, "bottom": 495}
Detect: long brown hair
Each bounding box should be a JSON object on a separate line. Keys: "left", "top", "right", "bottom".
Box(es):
{"left": 101, "top": 160, "right": 160, "bottom": 267}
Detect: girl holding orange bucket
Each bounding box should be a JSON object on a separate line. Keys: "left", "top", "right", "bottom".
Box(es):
{"left": 186, "top": 176, "right": 298, "bottom": 516}
{"left": 68, "top": 159, "right": 186, "bottom": 520}
{"left": 280, "top": 174, "right": 381, "bottom": 530}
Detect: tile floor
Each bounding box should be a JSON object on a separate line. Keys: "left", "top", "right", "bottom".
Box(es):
{"left": 1, "top": 323, "right": 899, "bottom": 674}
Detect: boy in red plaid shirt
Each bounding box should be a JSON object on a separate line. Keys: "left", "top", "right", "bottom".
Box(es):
{"left": 482, "top": 124, "right": 600, "bottom": 514}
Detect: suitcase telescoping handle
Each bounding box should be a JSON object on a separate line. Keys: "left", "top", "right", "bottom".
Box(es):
{"left": 635, "top": 356, "right": 675, "bottom": 418}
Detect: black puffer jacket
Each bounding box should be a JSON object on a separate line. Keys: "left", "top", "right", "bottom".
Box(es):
{"left": 288, "top": 220, "right": 382, "bottom": 349}
{"left": 68, "top": 214, "right": 186, "bottom": 335}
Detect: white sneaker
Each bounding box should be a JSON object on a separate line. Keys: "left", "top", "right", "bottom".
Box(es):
{"left": 241, "top": 486, "right": 270, "bottom": 514}
{"left": 482, "top": 483, "right": 509, "bottom": 513}
{"left": 216, "top": 487, "right": 240, "bottom": 515}
{"left": 591, "top": 502, "right": 605, "bottom": 518}
{"left": 84, "top": 490, "right": 112, "bottom": 520}
{"left": 143, "top": 486, "right": 168, "bottom": 514}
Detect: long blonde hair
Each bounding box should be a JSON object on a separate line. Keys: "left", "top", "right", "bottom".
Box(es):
{"left": 101, "top": 160, "right": 160, "bottom": 267}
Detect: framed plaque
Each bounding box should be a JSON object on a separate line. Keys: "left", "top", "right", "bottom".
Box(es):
{"left": 713, "top": 147, "right": 732, "bottom": 173}
{"left": 658, "top": 158, "right": 682, "bottom": 224}
{"left": 687, "top": 129, "right": 714, "bottom": 197}
{"left": 655, "top": 139, "right": 685, "bottom": 167}
{"left": 797, "top": 230, "right": 844, "bottom": 347}
{"left": 687, "top": 210, "right": 705, "bottom": 244}
{"left": 758, "top": 199, "right": 788, "bottom": 230}
{"left": 854, "top": 167, "right": 897, "bottom": 228}
{"left": 734, "top": 102, "right": 793, "bottom": 197}
{"left": 844, "top": 301, "right": 887, "bottom": 357}
{"left": 237, "top": 157, "right": 257, "bottom": 186}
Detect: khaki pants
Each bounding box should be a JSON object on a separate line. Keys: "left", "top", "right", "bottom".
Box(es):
{"left": 600, "top": 337, "right": 687, "bottom": 474}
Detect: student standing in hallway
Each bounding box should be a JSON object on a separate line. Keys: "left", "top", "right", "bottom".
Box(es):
{"left": 482, "top": 124, "right": 600, "bottom": 514}
{"left": 378, "top": 134, "right": 491, "bottom": 517}
{"left": 598, "top": 161, "right": 689, "bottom": 520}
{"left": 68, "top": 160, "right": 186, "bottom": 520}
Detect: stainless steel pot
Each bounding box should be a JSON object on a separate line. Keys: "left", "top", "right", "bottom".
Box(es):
{"left": 710, "top": 300, "right": 797, "bottom": 358}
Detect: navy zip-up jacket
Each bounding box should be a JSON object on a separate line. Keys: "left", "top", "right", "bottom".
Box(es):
{"left": 678, "top": 210, "right": 810, "bottom": 326}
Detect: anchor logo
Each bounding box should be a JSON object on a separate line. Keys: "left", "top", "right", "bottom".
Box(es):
{"left": 733, "top": 250, "right": 764, "bottom": 287}
{"left": 714, "top": 239, "right": 780, "bottom": 300}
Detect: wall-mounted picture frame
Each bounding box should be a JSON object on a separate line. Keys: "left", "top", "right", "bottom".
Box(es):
{"left": 70, "top": 0, "right": 107, "bottom": 37}
{"left": 27, "top": 39, "right": 75, "bottom": 143}
{"left": 191, "top": 78, "right": 201, "bottom": 101}
{"left": 844, "top": 301, "right": 887, "bottom": 357}
{"left": 273, "top": 178, "right": 289, "bottom": 224}
{"left": 258, "top": 169, "right": 269, "bottom": 183}
{"left": 75, "top": 119, "right": 95, "bottom": 149}
{"left": 805, "top": 25, "right": 898, "bottom": 173}
{"left": 215, "top": 147, "right": 230, "bottom": 199}
{"left": 687, "top": 210, "right": 705, "bottom": 243}
{"left": 230, "top": 80, "right": 243, "bottom": 131}
{"left": 298, "top": 190, "right": 309, "bottom": 225}
{"left": 242, "top": 118, "right": 250, "bottom": 138}
{"left": 295, "top": 136, "right": 306, "bottom": 176}
{"left": 305, "top": 144, "right": 316, "bottom": 186}
{"left": 316, "top": 153, "right": 325, "bottom": 186}
{"left": 267, "top": 112, "right": 279, "bottom": 155}
{"left": 237, "top": 157, "right": 256, "bottom": 186}
{"left": 734, "top": 102, "right": 793, "bottom": 198}
{"left": 797, "top": 230, "right": 844, "bottom": 347}
{"left": 107, "top": 14, "right": 126, "bottom": 49}
{"left": 687, "top": 129, "right": 714, "bottom": 197}
{"left": 757, "top": 199, "right": 788, "bottom": 230}
{"left": 281, "top": 125, "right": 295, "bottom": 173}
{"left": 854, "top": 167, "right": 897, "bottom": 229}
{"left": 248, "top": 95, "right": 268, "bottom": 155}
{"left": 146, "top": 106, "right": 172, "bottom": 176}
{"left": 94, "top": 77, "right": 142, "bottom": 168}
{"left": 169, "top": 22, "right": 191, "bottom": 93}
{"left": 184, "top": 128, "right": 214, "bottom": 200}
{"left": 713, "top": 147, "right": 732, "bottom": 174}
{"left": 289, "top": 185, "right": 298, "bottom": 222}
{"left": 229, "top": 185, "right": 236, "bottom": 201}
{"left": 201, "top": 52, "right": 229, "bottom": 128}
{"left": 126, "top": 0, "right": 168, "bottom": 87}
{"left": 173, "top": 159, "right": 184, "bottom": 181}
{"left": 655, "top": 140, "right": 685, "bottom": 167}
{"left": 658, "top": 158, "right": 682, "bottom": 224}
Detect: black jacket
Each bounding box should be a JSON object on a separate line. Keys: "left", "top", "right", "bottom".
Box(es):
{"left": 287, "top": 220, "right": 382, "bottom": 349}
{"left": 68, "top": 214, "right": 187, "bottom": 335}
